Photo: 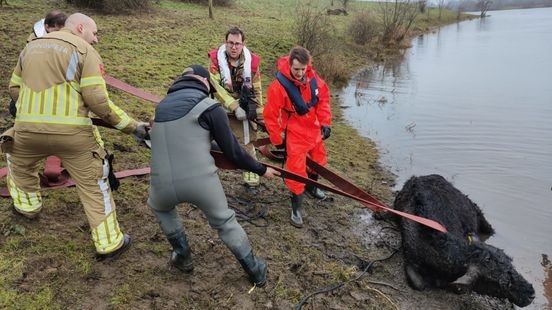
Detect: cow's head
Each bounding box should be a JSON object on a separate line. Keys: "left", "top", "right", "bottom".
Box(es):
{"left": 461, "top": 242, "right": 535, "bottom": 307}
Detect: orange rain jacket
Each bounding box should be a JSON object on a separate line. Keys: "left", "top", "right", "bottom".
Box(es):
{"left": 263, "top": 56, "right": 332, "bottom": 194}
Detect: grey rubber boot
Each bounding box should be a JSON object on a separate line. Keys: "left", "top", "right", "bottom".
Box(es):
{"left": 306, "top": 173, "right": 326, "bottom": 200}
{"left": 238, "top": 251, "right": 267, "bottom": 287}
{"left": 290, "top": 193, "right": 304, "bottom": 228}
{"left": 167, "top": 230, "right": 194, "bottom": 272}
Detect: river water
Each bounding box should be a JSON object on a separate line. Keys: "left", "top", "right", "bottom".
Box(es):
{"left": 341, "top": 8, "right": 552, "bottom": 309}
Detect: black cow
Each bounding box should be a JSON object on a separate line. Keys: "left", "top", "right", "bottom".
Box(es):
{"left": 393, "top": 174, "right": 535, "bottom": 307}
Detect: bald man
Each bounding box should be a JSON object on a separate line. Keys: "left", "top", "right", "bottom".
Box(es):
{"left": 64, "top": 13, "right": 99, "bottom": 45}
{"left": 7, "top": 13, "right": 149, "bottom": 261}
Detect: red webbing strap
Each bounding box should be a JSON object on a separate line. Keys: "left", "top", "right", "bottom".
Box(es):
{"left": 42, "top": 156, "right": 69, "bottom": 186}
{"left": 253, "top": 137, "right": 388, "bottom": 211}
{"left": 209, "top": 150, "right": 447, "bottom": 233}
{"left": 104, "top": 74, "right": 163, "bottom": 104}
{"left": 303, "top": 158, "right": 447, "bottom": 232}
{"left": 253, "top": 137, "right": 284, "bottom": 161}
{"left": 0, "top": 75, "right": 161, "bottom": 196}
{"left": 252, "top": 137, "right": 272, "bottom": 148}
{"left": 257, "top": 145, "right": 285, "bottom": 161}
{"left": 102, "top": 76, "right": 446, "bottom": 233}
{"left": 0, "top": 166, "right": 150, "bottom": 197}
{"left": 253, "top": 137, "right": 386, "bottom": 210}
{"left": 305, "top": 157, "right": 387, "bottom": 211}
{"left": 1, "top": 75, "right": 446, "bottom": 233}
{"left": 0, "top": 75, "right": 159, "bottom": 194}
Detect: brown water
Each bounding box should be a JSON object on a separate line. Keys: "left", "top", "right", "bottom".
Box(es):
{"left": 341, "top": 8, "right": 552, "bottom": 309}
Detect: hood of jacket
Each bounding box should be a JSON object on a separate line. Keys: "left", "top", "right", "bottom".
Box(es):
{"left": 276, "top": 56, "right": 316, "bottom": 86}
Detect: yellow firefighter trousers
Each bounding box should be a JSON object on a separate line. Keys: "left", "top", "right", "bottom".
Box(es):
{"left": 228, "top": 116, "right": 260, "bottom": 186}
{"left": 5, "top": 130, "right": 125, "bottom": 254}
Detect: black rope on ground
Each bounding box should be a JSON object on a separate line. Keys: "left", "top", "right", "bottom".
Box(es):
{"left": 372, "top": 225, "right": 401, "bottom": 253}
{"left": 227, "top": 192, "right": 289, "bottom": 207}
{"left": 293, "top": 248, "right": 399, "bottom": 310}
{"left": 294, "top": 226, "right": 400, "bottom": 310}
{"left": 227, "top": 195, "right": 269, "bottom": 227}
{"left": 226, "top": 194, "right": 289, "bottom": 227}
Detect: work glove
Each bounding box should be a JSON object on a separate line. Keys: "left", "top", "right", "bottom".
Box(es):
{"left": 234, "top": 106, "right": 247, "bottom": 121}
{"left": 239, "top": 85, "right": 257, "bottom": 121}
{"left": 246, "top": 101, "right": 257, "bottom": 121}
{"left": 133, "top": 122, "right": 150, "bottom": 143}
{"left": 321, "top": 126, "right": 331, "bottom": 140}
{"left": 239, "top": 84, "right": 252, "bottom": 110}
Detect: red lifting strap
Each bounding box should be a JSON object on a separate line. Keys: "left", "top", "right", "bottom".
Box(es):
{"left": 250, "top": 138, "right": 447, "bottom": 233}
{"left": 0, "top": 167, "right": 150, "bottom": 197}
{"left": 210, "top": 150, "right": 447, "bottom": 233}
{"left": 0, "top": 75, "right": 162, "bottom": 194}
{"left": 41, "top": 156, "right": 69, "bottom": 186}
{"left": 103, "top": 74, "right": 163, "bottom": 104}
{"left": 0, "top": 75, "right": 447, "bottom": 233}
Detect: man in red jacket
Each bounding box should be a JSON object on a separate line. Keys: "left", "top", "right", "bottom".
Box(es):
{"left": 263, "top": 46, "right": 332, "bottom": 228}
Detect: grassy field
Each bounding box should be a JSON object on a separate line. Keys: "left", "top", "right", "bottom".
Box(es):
{"left": 0, "top": 1, "right": 500, "bottom": 309}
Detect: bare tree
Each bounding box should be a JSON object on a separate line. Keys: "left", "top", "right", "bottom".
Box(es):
{"left": 348, "top": 10, "right": 378, "bottom": 45}
{"left": 378, "top": 0, "right": 420, "bottom": 43}
{"left": 294, "top": 3, "right": 334, "bottom": 57}
{"left": 437, "top": 0, "right": 447, "bottom": 19}
{"left": 209, "top": 0, "right": 214, "bottom": 19}
{"left": 478, "top": 0, "right": 492, "bottom": 17}
{"left": 456, "top": 0, "right": 466, "bottom": 20}
{"left": 341, "top": 0, "right": 350, "bottom": 10}
{"left": 417, "top": 0, "right": 427, "bottom": 13}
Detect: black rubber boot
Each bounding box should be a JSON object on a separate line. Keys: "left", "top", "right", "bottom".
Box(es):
{"left": 167, "top": 230, "right": 194, "bottom": 272}
{"left": 306, "top": 173, "right": 326, "bottom": 200}
{"left": 290, "top": 193, "right": 304, "bottom": 228}
{"left": 238, "top": 251, "right": 267, "bottom": 287}
{"left": 96, "top": 234, "right": 132, "bottom": 262}
{"left": 11, "top": 203, "right": 40, "bottom": 220}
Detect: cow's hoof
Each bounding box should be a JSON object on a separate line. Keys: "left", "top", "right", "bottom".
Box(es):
{"left": 405, "top": 264, "right": 425, "bottom": 290}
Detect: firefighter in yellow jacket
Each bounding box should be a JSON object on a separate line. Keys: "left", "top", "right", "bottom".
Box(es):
{"left": 6, "top": 13, "right": 149, "bottom": 261}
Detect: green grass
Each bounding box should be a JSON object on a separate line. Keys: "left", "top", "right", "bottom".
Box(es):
{"left": 0, "top": 0, "right": 470, "bottom": 103}
{"left": 0, "top": 0, "right": 470, "bottom": 308}
{"left": 110, "top": 283, "right": 132, "bottom": 305}
{"left": 0, "top": 286, "right": 58, "bottom": 310}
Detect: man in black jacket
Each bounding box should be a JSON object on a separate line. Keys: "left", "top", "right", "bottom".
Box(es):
{"left": 147, "top": 65, "right": 278, "bottom": 287}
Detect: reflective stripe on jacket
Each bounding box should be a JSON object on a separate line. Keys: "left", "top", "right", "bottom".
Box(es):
{"left": 9, "top": 29, "right": 137, "bottom": 135}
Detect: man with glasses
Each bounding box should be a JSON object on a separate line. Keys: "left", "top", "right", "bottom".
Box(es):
{"left": 208, "top": 27, "right": 264, "bottom": 194}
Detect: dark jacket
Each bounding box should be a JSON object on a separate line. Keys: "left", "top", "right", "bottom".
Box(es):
{"left": 154, "top": 76, "right": 266, "bottom": 175}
